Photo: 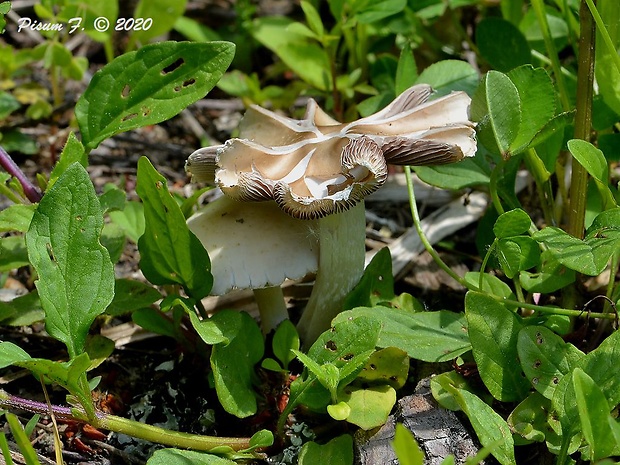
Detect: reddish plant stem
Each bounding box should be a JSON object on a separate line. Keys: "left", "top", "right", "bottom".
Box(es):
{"left": 0, "top": 145, "right": 43, "bottom": 203}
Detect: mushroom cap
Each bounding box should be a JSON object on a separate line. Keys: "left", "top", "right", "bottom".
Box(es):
{"left": 186, "top": 84, "right": 476, "bottom": 219}
{"left": 187, "top": 195, "right": 319, "bottom": 295}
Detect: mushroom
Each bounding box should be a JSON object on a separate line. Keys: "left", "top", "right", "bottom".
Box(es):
{"left": 187, "top": 84, "right": 476, "bottom": 344}
{"left": 187, "top": 195, "right": 319, "bottom": 334}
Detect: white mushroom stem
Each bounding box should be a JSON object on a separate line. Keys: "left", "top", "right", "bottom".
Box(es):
{"left": 253, "top": 286, "right": 289, "bottom": 334}
{"left": 296, "top": 202, "right": 366, "bottom": 345}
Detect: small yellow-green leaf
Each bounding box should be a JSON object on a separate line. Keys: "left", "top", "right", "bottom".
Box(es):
{"left": 339, "top": 385, "right": 396, "bottom": 430}
{"left": 392, "top": 423, "right": 425, "bottom": 465}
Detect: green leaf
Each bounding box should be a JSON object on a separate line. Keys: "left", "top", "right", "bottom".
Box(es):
{"left": 251, "top": 17, "right": 331, "bottom": 91}
{"left": 25, "top": 163, "right": 114, "bottom": 358}
{"left": 210, "top": 311, "right": 264, "bottom": 418}
{"left": 507, "top": 66, "right": 557, "bottom": 154}
{"left": 76, "top": 41, "right": 234, "bottom": 150}
{"left": 392, "top": 423, "right": 425, "bottom": 465}
{"left": 568, "top": 139, "right": 616, "bottom": 209}
{"left": 343, "top": 247, "right": 397, "bottom": 309}
{"left": 286, "top": 317, "right": 381, "bottom": 413}
{"left": 0, "top": 204, "right": 35, "bottom": 233}
{"left": 465, "top": 292, "right": 530, "bottom": 402}
{"left": 272, "top": 319, "right": 300, "bottom": 369}
{"left": 0, "top": 341, "right": 32, "bottom": 369}
{"left": 437, "top": 375, "right": 516, "bottom": 465}
{"left": 0, "top": 291, "right": 44, "bottom": 327}
{"left": 573, "top": 368, "right": 617, "bottom": 461}
{"left": 519, "top": 250, "right": 576, "bottom": 293}
{"left": 493, "top": 208, "right": 532, "bottom": 238}
{"left": 101, "top": 223, "right": 125, "bottom": 264}
{"left": 298, "top": 434, "right": 353, "bottom": 465}
{"left": 189, "top": 311, "right": 229, "bottom": 346}
{"left": 415, "top": 60, "right": 479, "bottom": 96}
{"left": 594, "top": 0, "right": 620, "bottom": 116}
{"left": 507, "top": 392, "right": 550, "bottom": 443}
{"left": 136, "top": 157, "right": 212, "bottom": 299}
{"left": 300, "top": 1, "right": 324, "bottom": 37}
{"left": 48, "top": 133, "right": 87, "bottom": 190}
{"left": 131, "top": 0, "right": 188, "bottom": 46}
{"left": 481, "top": 70, "right": 521, "bottom": 156}
{"left": 357, "top": 347, "right": 409, "bottom": 389}
{"left": 99, "top": 185, "right": 126, "bottom": 213}
{"left": 108, "top": 201, "right": 145, "bottom": 243}
{"left": 18, "top": 354, "right": 93, "bottom": 416}
{"left": 0, "top": 91, "right": 20, "bottom": 119}
{"left": 395, "top": 42, "right": 417, "bottom": 95}
{"left": 0, "top": 236, "right": 29, "bottom": 271}
{"left": 353, "top": 0, "right": 406, "bottom": 23}
{"left": 147, "top": 449, "right": 236, "bottom": 465}
{"left": 333, "top": 308, "right": 470, "bottom": 362}
{"left": 339, "top": 385, "right": 396, "bottom": 430}
{"left": 5, "top": 413, "right": 40, "bottom": 465}
{"left": 517, "top": 326, "right": 584, "bottom": 399}
{"left": 476, "top": 18, "right": 531, "bottom": 72}
{"left": 532, "top": 227, "right": 607, "bottom": 275}
{"left": 496, "top": 236, "right": 540, "bottom": 279}
{"left": 106, "top": 279, "right": 161, "bottom": 316}
{"left": 413, "top": 157, "right": 490, "bottom": 190}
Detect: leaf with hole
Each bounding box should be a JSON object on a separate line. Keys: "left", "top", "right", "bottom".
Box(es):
{"left": 356, "top": 347, "right": 409, "bottom": 389}
{"left": 25, "top": 163, "right": 114, "bottom": 358}
{"left": 76, "top": 41, "right": 234, "bottom": 150}
{"left": 517, "top": 326, "right": 584, "bottom": 399}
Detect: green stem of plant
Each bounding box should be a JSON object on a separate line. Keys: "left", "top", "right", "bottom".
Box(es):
{"left": 0, "top": 390, "right": 255, "bottom": 452}
{"left": 487, "top": 293, "right": 616, "bottom": 320}
{"left": 405, "top": 167, "right": 471, "bottom": 290}
{"left": 488, "top": 160, "right": 506, "bottom": 216}
{"left": 585, "top": 0, "right": 620, "bottom": 74}
{"left": 531, "top": 0, "right": 572, "bottom": 112}
{"left": 524, "top": 149, "right": 556, "bottom": 226}
{"left": 567, "top": 0, "right": 596, "bottom": 240}
{"left": 95, "top": 414, "right": 252, "bottom": 451}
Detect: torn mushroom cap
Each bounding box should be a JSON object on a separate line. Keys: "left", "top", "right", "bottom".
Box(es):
{"left": 187, "top": 195, "right": 319, "bottom": 295}
{"left": 186, "top": 84, "right": 476, "bottom": 219}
